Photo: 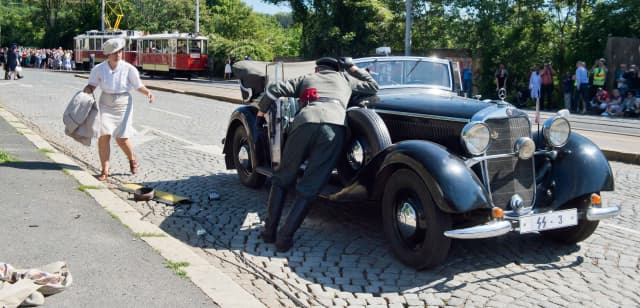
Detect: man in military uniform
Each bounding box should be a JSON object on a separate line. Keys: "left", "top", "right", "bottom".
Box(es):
{"left": 257, "top": 57, "right": 378, "bottom": 252}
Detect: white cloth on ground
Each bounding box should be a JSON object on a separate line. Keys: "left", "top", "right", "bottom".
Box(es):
{"left": 0, "top": 262, "right": 72, "bottom": 308}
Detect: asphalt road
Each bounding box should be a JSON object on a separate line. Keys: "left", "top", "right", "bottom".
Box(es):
{"left": 1, "top": 68, "right": 639, "bottom": 307}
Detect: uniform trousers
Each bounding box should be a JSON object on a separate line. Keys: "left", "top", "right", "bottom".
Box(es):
{"left": 272, "top": 123, "right": 345, "bottom": 199}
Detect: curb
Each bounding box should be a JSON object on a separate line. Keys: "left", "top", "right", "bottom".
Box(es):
{"left": 0, "top": 106, "right": 266, "bottom": 308}
{"left": 602, "top": 150, "right": 640, "bottom": 165}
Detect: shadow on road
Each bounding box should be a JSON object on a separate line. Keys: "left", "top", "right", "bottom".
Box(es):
{"left": 1, "top": 161, "right": 82, "bottom": 171}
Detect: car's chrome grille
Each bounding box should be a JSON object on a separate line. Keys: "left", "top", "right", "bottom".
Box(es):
{"left": 484, "top": 117, "right": 534, "bottom": 209}
{"left": 380, "top": 114, "right": 466, "bottom": 153}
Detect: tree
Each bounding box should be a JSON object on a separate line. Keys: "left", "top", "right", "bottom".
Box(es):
{"left": 265, "top": 0, "right": 392, "bottom": 57}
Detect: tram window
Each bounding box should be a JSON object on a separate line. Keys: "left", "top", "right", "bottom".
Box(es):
{"left": 159, "top": 40, "right": 168, "bottom": 53}
{"left": 190, "top": 41, "right": 201, "bottom": 53}
{"left": 143, "top": 40, "right": 151, "bottom": 53}
{"left": 201, "top": 40, "right": 208, "bottom": 54}
{"left": 89, "top": 39, "right": 95, "bottom": 51}
{"left": 151, "top": 40, "right": 164, "bottom": 53}
{"left": 168, "top": 39, "right": 177, "bottom": 54}
{"left": 128, "top": 40, "right": 137, "bottom": 51}
{"left": 177, "top": 40, "right": 187, "bottom": 54}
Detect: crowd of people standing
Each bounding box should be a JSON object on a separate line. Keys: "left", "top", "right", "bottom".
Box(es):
{"left": 571, "top": 59, "right": 640, "bottom": 117}
{"left": 526, "top": 58, "right": 640, "bottom": 118}
{"left": 1, "top": 44, "right": 75, "bottom": 79}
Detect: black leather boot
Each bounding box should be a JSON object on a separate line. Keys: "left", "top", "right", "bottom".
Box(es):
{"left": 275, "top": 197, "right": 313, "bottom": 252}
{"left": 261, "top": 185, "right": 287, "bottom": 243}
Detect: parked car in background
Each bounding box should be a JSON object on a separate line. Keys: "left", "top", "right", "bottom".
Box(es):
{"left": 223, "top": 56, "right": 621, "bottom": 269}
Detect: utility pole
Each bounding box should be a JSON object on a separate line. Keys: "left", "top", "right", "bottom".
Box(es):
{"left": 101, "top": 0, "right": 105, "bottom": 31}
{"left": 195, "top": 0, "right": 200, "bottom": 35}
{"left": 405, "top": 0, "right": 412, "bottom": 56}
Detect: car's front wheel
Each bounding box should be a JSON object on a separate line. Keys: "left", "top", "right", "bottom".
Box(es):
{"left": 382, "top": 169, "right": 452, "bottom": 269}
{"left": 541, "top": 193, "right": 600, "bottom": 243}
{"left": 232, "top": 125, "right": 265, "bottom": 188}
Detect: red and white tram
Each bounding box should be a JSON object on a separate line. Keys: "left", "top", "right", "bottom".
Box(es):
{"left": 73, "top": 30, "right": 141, "bottom": 69}
{"left": 134, "top": 32, "right": 208, "bottom": 79}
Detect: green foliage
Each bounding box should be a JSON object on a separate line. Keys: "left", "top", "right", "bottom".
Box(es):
{"left": 120, "top": 0, "right": 213, "bottom": 34}
{"left": 0, "top": 150, "right": 17, "bottom": 164}
{"left": 4, "top": 0, "right": 640, "bottom": 99}
{"left": 270, "top": 0, "right": 392, "bottom": 57}
{"left": 0, "top": 3, "right": 41, "bottom": 47}
{"left": 206, "top": 0, "right": 302, "bottom": 74}
{"left": 576, "top": 0, "right": 640, "bottom": 64}
{"left": 164, "top": 260, "right": 189, "bottom": 279}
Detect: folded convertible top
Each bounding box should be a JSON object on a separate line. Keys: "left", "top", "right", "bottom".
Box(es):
{"left": 232, "top": 60, "right": 316, "bottom": 102}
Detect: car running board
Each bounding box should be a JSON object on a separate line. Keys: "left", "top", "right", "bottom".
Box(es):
{"left": 256, "top": 166, "right": 274, "bottom": 177}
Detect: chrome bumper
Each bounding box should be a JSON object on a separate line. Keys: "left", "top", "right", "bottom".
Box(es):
{"left": 586, "top": 205, "right": 621, "bottom": 221}
{"left": 444, "top": 221, "right": 512, "bottom": 239}
{"left": 444, "top": 205, "right": 621, "bottom": 239}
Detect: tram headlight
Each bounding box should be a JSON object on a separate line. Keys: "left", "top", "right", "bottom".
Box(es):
{"left": 461, "top": 122, "right": 491, "bottom": 156}
{"left": 542, "top": 116, "right": 571, "bottom": 148}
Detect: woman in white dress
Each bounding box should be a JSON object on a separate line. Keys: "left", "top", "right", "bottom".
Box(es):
{"left": 529, "top": 65, "right": 542, "bottom": 123}
{"left": 83, "top": 38, "right": 155, "bottom": 181}
{"left": 224, "top": 56, "right": 232, "bottom": 80}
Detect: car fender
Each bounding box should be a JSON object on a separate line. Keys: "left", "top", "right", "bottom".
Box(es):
{"left": 365, "top": 140, "right": 491, "bottom": 213}
{"left": 222, "top": 105, "right": 261, "bottom": 169}
{"left": 534, "top": 131, "right": 614, "bottom": 208}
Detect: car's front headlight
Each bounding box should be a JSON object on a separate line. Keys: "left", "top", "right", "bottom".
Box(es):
{"left": 542, "top": 116, "right": 571, "bottom": 148}
{"left": 461, "top": 122, "right": 491, "bottom": 156}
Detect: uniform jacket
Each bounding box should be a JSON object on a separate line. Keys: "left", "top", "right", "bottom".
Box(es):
{"left": 6, "top": 50, "right": 19, "bottom": 71}
{"left": 63, "top": 91, "right": 99, "bottom": 146}
{"left": 258, "top": 67, "right": 378, "bottom": 133}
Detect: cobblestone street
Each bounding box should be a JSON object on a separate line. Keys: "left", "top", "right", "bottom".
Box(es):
{"left": 29, "top": 118, "right": 640, "bottom": 307}
{"left": 2, "top": 71, "right": 639, "bottom": 307}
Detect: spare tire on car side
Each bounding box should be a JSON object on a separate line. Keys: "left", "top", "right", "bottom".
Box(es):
{"left": 336, "top": 108, "right": 392, "bottom": 184}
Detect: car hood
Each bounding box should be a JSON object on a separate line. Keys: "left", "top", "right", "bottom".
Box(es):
{"left": 369, "top": 87, "right": 494, "bottom": 121}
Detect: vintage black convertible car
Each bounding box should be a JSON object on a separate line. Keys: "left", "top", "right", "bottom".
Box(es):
{"left": 223, "top": 56, "right": 621, "bottom": 269}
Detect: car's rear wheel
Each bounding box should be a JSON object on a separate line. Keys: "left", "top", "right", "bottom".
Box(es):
{"left": 232, "top": 125, "right": 265, "bottom": 188}
{"left": 541, "top": 193, "right": 600, "bottom": 243}
{"left": 382, "top": 169, "right": 452, "bottom": 269}
{"left": 336, "top": 108, "right": 391, "bottom": 184}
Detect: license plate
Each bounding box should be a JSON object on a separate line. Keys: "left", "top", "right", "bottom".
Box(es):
{"left": 519, "top": 209, "right": 578, "bottom": 233}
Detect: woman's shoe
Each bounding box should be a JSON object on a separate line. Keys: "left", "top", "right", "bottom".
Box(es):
{"left": 97, "top": 171, "right": 109, "bottom": 181}
{"left": 129, "top": 160, "right": 139, "bottom": 174}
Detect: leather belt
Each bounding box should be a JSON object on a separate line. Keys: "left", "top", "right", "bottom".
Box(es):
{"left": 312, "top": 97, "right": 341, "bottom": 104}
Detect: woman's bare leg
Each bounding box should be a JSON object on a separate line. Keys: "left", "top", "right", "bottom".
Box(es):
{"left": 116, "top": 137, "right": 138, "bottom": 174}
{"left": 98, "top": 135, "right": 111, "bottom": 177}
{"left": 115, "top": 138, "right": 135, "bottom": 161}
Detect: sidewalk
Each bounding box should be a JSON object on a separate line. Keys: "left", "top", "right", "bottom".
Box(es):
{"left": 0, "top": 107, "right": 264, "bottom": 307}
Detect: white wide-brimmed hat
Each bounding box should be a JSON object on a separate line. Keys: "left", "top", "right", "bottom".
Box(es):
{"left": 103, "top": 38, "right": 125, "bottom": 55}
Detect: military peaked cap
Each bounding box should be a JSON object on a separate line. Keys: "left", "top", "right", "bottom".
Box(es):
{"left": 315, "top": 57, "right": 340, "bottom": 71}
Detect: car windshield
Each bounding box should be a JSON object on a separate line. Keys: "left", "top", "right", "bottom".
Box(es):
{"left": 357, "top": 59, "right": 452, "bottom": 90}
